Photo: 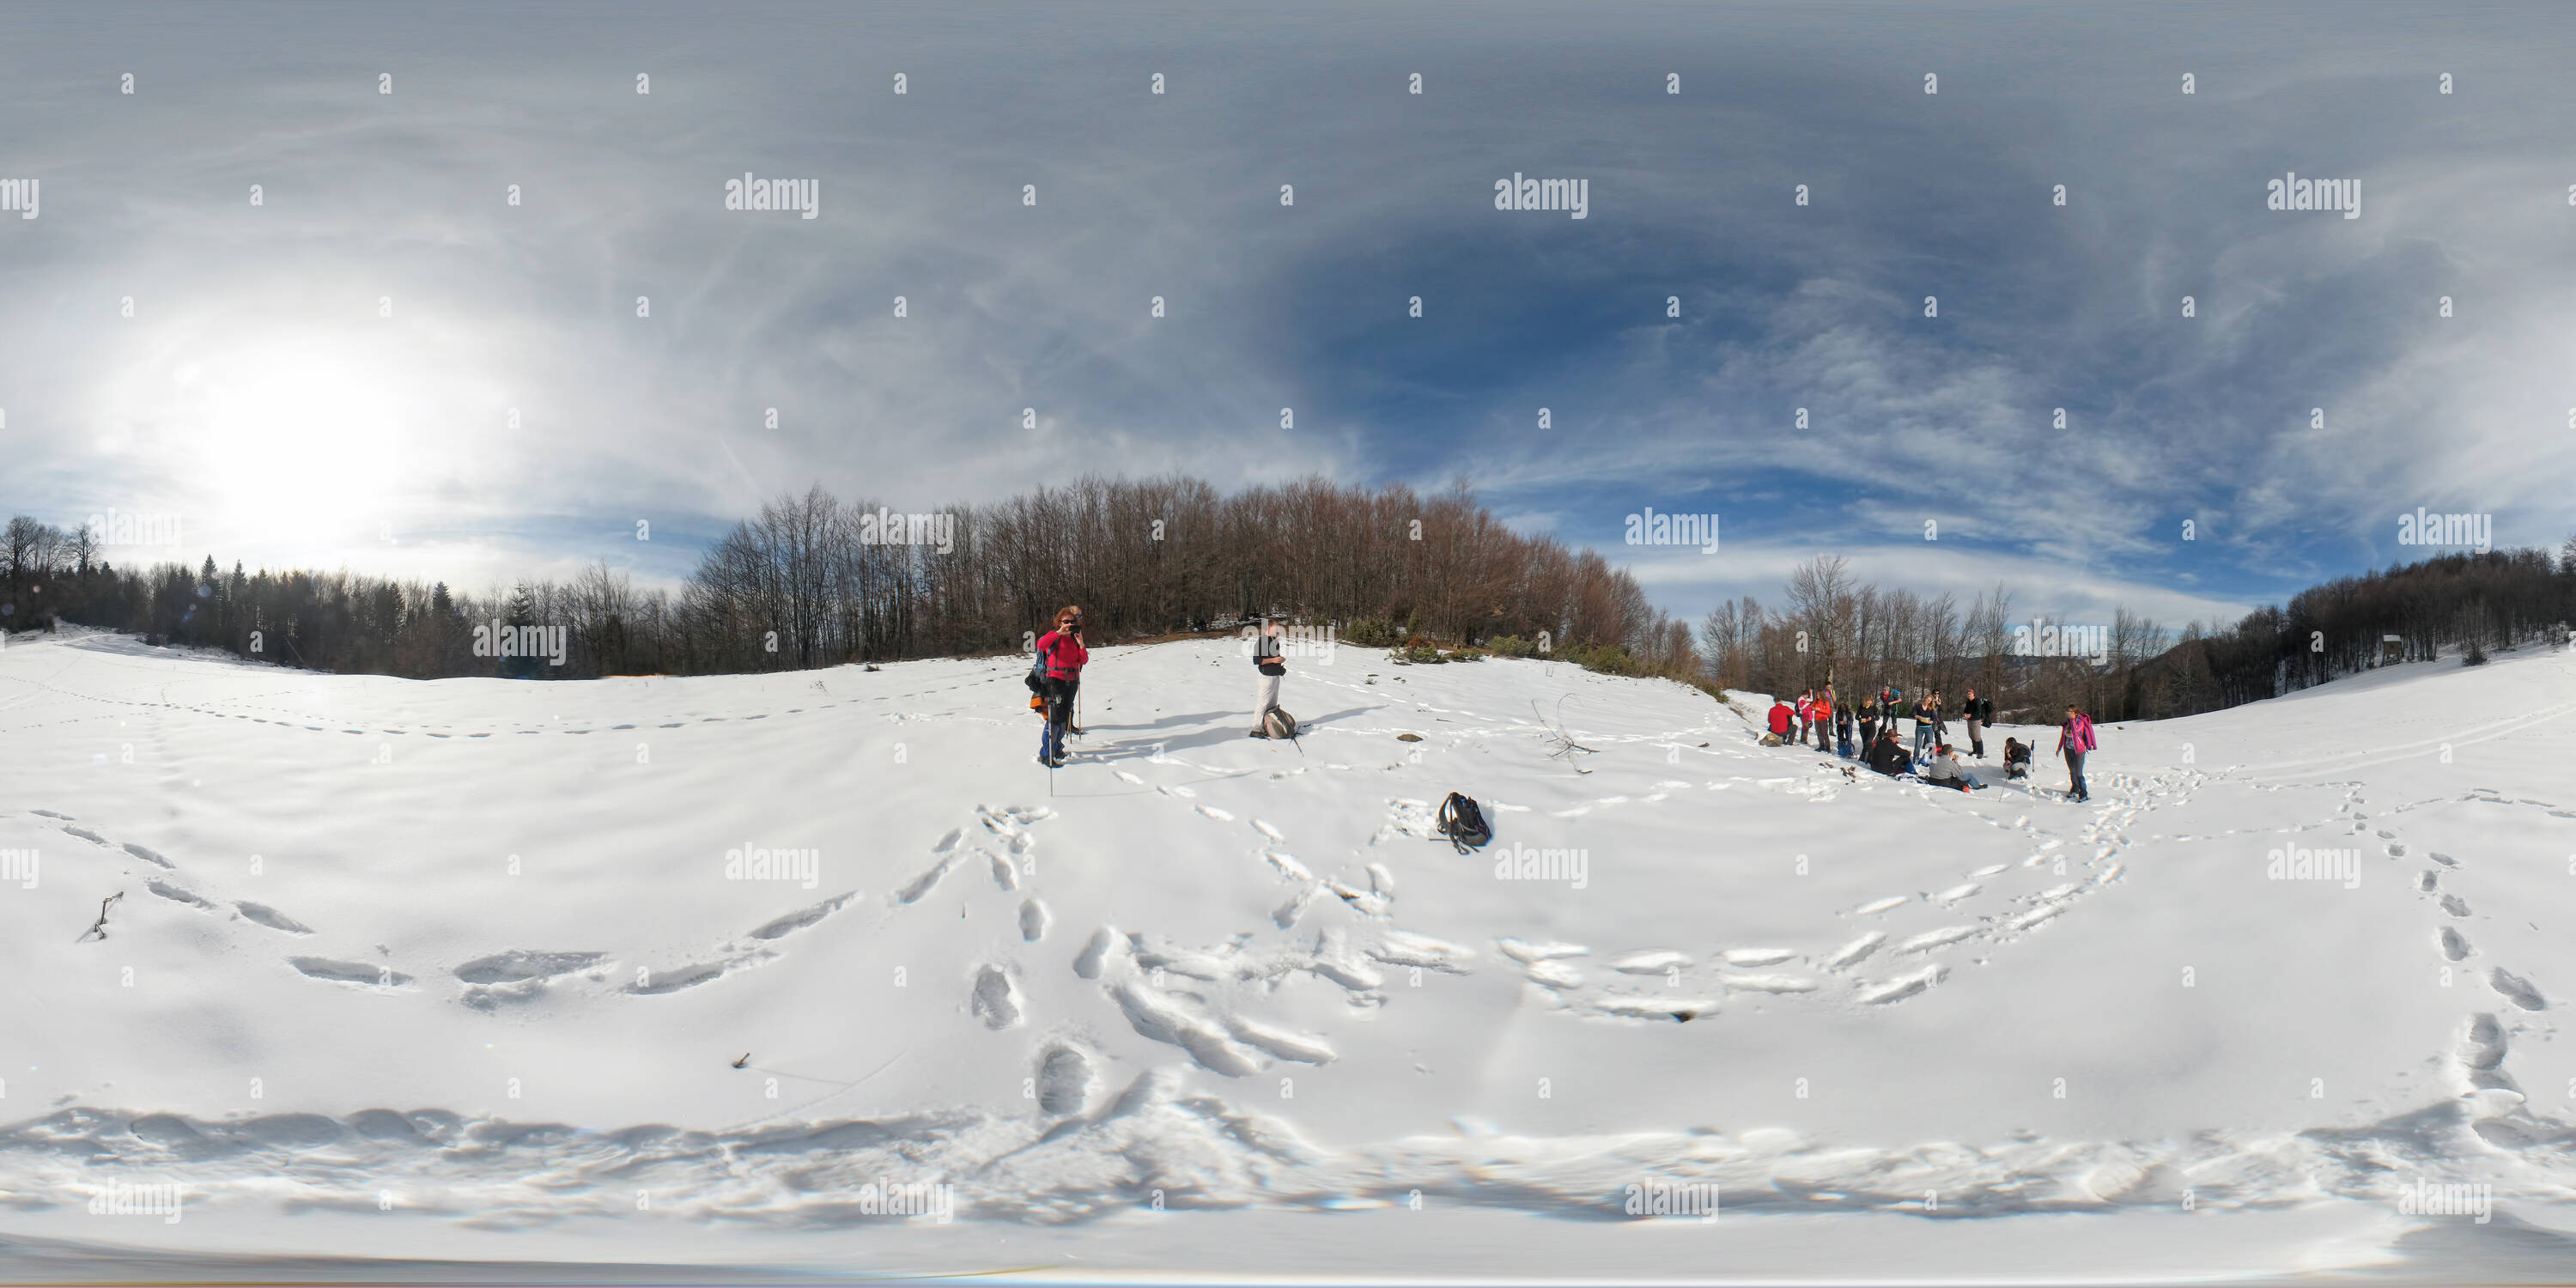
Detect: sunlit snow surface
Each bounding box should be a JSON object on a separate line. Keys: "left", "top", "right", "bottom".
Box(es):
{"left": 3, "top": 628, "right": 2574, "bottom": 1282}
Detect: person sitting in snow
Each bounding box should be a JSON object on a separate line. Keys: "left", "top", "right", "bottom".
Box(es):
{"left": 1764, "top": 696, "right": 1795, "bottom": 746}
{"left": 1922, "top": 742, "right": 1981, "bottom": 792}
{"left": 1864, "top": 726, "right": 1912, "bottom": 777}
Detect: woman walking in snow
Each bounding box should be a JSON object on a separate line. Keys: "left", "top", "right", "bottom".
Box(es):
{"left": 1034, "top": 606, "right": 1088, "bottom": 767}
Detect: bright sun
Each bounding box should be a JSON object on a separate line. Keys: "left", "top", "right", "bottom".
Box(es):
{"left": 185, "top": 338, "right": 412, "bottom": 537}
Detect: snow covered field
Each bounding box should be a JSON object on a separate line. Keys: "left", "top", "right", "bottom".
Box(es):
{"left": 3, "top": 628, "right": 2574, "bottom": 1283}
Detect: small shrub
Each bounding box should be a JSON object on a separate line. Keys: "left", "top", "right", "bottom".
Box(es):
{"left": 1342, "top": 617, "right": 1405, "bottom": 647}
{"left": 1558, "top": 641, "right": 1644, "bottom": 677}
{"left": 1484, "top": 634, "right": 1540, "bottom": 659}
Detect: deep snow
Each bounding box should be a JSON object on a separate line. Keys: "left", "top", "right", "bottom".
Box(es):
{"left": 3, "top": 627, "right": 2573, "bottom": 1282}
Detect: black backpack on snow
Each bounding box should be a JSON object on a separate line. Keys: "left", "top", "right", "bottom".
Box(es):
{"left": 1437, "top": 792, "right": 1492, "bottom": 853}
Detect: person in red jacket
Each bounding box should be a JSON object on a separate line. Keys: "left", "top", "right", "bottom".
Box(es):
{"left": 2057, "top": 704, "right": 2097, "bottom": 802}
{"left": 1035, "top": 606, "right": 1089, "bottom": 767}
{"left": 1765, "top": 697, "right": 1795, "bottom": 745}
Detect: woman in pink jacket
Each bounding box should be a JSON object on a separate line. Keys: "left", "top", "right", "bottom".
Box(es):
{"left": 2057, "top": 705, "right": 2096, "bottom": 802}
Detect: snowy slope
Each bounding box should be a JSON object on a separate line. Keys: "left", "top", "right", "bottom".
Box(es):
{"left": 3, "top": 628, "right": 2574, "bottom": 1280}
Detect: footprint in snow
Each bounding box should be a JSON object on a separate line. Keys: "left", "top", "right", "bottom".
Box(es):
{"left": 146, "top": 880, "right": 214, "bottom": 908}
{"left": 291, "top": 957, "right": 414, "bottom": 988}
{"left": 2490, "top": 969, "right": 2547, "bottom": 1012}
{"left": 1826, "top": 932, "right": 1886, "bottom": 969}
{"left": 235, "top": 902, "right": 314, "bottom": 935}
{"left": 1853, "top": 896, "right": 1909, "bottom": 916}
{"left": 1196, "top": 805, "right": 1236, "bottom": 822}
{"left": 971, "top": 965, "right": 1023, "bottom": 1030}
{"left": 749, "top": 892, "right": 857, "bottom": 940}
{"left": 1720, "top": 947, "right": 1796, "bottom": 966}
{"left": 897, "top": 856, "right": 956, "bottom": 904}
{"left": 1018, "top": 898, "right": 1050, "bottom": 942}
{"left": 1035, "top": 1045, "right": 1093, "bottom": 1115}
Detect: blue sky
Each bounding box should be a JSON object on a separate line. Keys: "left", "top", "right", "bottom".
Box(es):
{"left": 3, "top": 1, "right": 2570, "bottom": 634}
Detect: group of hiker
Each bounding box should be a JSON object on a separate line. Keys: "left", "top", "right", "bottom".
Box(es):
{"left": 1027, "top": 608, "right": 1296, "bottom": 768}
{"left": 1764, "top": 683, "right": 2097, "bottom": 801}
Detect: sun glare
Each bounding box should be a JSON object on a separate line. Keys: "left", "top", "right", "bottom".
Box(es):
{"left": 188, "top": 340, "right": 411, "bottom": 538}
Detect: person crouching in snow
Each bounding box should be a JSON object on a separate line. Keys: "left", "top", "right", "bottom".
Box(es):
{"left": 1765, "top": 697, "right": 1795, "bottom": 746}
{"left": 2003, "top": 737, "right": 2033, "bottom": 781}
{"left": 1035, "top": 606, "right": 1087, "bottom": 767}
{"left": 1249, "top": 619, "right": 1288, "bottom": 738}
{"left": 1923, "top": 742, "right": 1981, "bottom": 792}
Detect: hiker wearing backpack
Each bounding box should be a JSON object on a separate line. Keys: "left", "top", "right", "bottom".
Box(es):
{"left": 1249, "top": 619, "right": 1288, "bottom": 738}
{"left": 2057, "top": 705, "right": 2096, "bottom": 802}
{"left": 1034, "top": 606, "right": 1088, "bottom": 767}
{"left": 1962, "top": 688, "right": 1993, "bottom": 759}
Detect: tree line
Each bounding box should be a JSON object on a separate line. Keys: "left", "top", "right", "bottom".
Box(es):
{"left": 0, "top": 477, "right": 1695, "bottom": 683}
{"left": 7, "top": 502, "right": 2569, "bottom": 724}
{"left": 1700, "top": 544, "right": 2576, "bottom": 724}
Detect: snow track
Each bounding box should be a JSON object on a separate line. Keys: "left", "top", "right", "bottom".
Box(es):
{"left": 3, "top": 629, "right": 2575, "bottom": 1268}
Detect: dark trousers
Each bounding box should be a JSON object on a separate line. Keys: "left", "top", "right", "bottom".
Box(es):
{"left": 1041, "top": 677, "right": 1079, "bottom": 759}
